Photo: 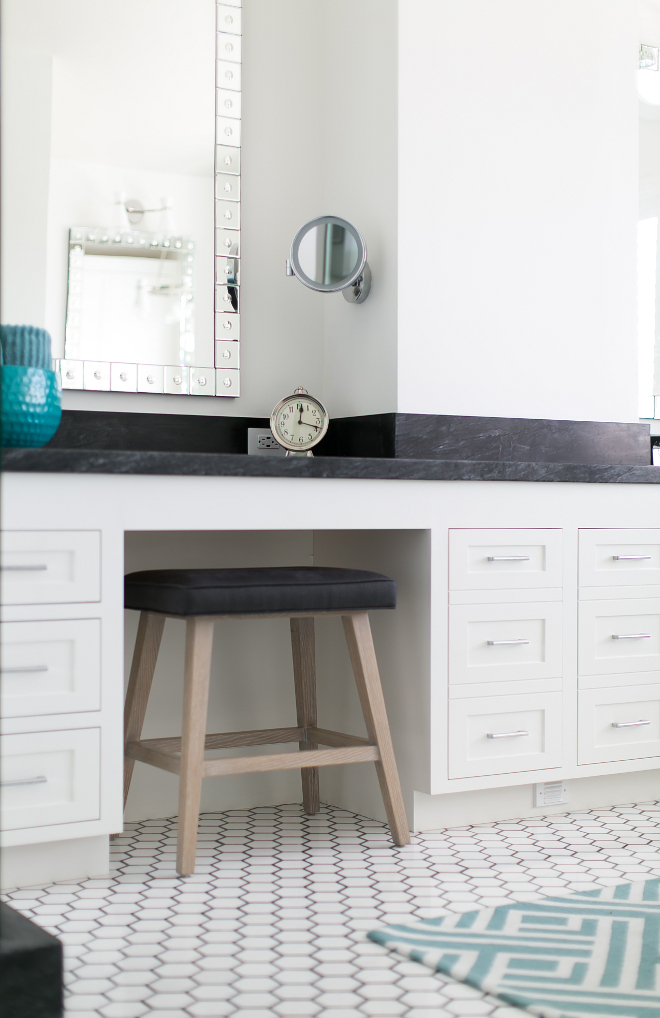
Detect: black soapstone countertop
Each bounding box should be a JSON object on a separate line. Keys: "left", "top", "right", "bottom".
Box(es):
{"left": 3, "top": 446, "right": 660, "bottom": 484}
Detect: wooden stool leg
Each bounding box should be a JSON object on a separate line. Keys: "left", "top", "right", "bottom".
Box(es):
{"left": 177, "top": 617, "right": 215, "bottom": 876}
{"left": 124, "top": 612, "right": 165, "bottom": 809}
{"left": 290, "top": 617, "right": 320, "bottom": 814}
{"left": 342, "top": 612, "right": 410, "bottom": 846}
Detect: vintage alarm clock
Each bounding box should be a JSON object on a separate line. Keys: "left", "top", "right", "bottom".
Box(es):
{"left": 270, "top": 387, "right": 329, "bottom": 456}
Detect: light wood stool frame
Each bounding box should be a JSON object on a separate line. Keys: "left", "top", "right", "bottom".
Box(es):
{"left": 124, "top": 609, "right": 410, "bottom": 875}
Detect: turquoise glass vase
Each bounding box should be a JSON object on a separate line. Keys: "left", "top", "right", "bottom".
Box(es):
{"left": 1, "top": 366, "right": 62, "bottom": 448}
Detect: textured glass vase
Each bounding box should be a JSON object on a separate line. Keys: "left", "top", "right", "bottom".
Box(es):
{"left": 1, "top": 366, "right": 62, "bottom": 447}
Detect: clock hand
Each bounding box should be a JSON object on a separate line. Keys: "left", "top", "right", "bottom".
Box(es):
{"left": 300, "top": 418, "right": 321, "bottom": 430}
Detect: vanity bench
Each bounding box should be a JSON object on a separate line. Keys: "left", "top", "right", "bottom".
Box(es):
{"left": 3, "top": 447, "right": 660, "bottom": 889}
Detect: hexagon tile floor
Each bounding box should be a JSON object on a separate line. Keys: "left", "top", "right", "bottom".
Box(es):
{"left": 5, "top": 801, "right": 660, "bottom": 1018}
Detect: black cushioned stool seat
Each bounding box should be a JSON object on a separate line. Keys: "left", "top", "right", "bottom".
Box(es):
{"left": 123, "top": 564, "right": 409, "bottom": 877}
{"left": 125, "top": 566, "right": 397, "bottom": 616}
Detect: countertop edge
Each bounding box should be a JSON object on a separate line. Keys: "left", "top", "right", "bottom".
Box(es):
{"left": 2, "top": 448, "right": 660, "bottom": 484}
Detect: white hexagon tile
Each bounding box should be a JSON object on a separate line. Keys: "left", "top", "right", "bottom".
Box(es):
{"left": 5, "top": 800, "right": 660, "bottom": 1017}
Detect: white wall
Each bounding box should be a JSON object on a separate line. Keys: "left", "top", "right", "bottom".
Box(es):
{"left": 0, "top": 50, "right": 52, "bottom": 327}
{"left": 397, "top": 0, "right": 639, "bottom": 423}
{"left": 320, "top": 0, "right": 399, "bottom": 419}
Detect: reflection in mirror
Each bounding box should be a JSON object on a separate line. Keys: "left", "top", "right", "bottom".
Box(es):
{"left": 289, "top": 215, "right": 371, "bottom": 303}
{"left": 297, "top": 222, "right": 360, "bottom": 288}
{"left": 65, "top": 230, "right": 195, "bottom": 367}
{"left": 1, "top": 0, "right": 240, "bottom": 396}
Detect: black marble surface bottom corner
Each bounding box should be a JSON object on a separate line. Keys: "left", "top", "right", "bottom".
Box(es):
{"left": 0, "top": 902, "right": 62, "bottom": 1018}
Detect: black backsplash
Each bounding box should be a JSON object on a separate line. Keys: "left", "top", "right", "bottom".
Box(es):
{"left": 47, "top": 410, "right": 270, "bottom": 454}
{"left": 47, "top": 409, "right": 651, "bottom": 465}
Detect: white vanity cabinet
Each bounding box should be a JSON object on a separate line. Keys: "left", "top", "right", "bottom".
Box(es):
{"left": 447, "top": 530, "right": 564, "bottom": 779}
{"left": 0, "top": 529, "right": 121, "bottom": 862}
{"left": 578, "top": 529, "right": 660, "bottom": 767}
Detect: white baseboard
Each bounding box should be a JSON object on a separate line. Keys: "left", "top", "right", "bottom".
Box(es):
{"left": 414, "top": 768, "right": 660, "bottom": 831}
{"left": 1, "top": 835, "right": 109, "bottom": 891}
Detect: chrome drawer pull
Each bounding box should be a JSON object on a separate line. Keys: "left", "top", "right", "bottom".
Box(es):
{"left": 487, "top": 639, "right": 530, "bottom": 646}
{"left": 612, "top": 720, "right": 651, "bottom": 728}
{"left": 488, "top": 555, "right": 530, "bottom": 562}
{"left": 611, "top": 633, "right": 651, "bottom": 640}
{"left": 487, "top": 730, "right": 529, "bottom": 739}
{"left": 613, "top": 555, "right": 652, "bottom": 561}
{"left": 0, "top": 665, "right": 48, "bottom": 674}
{"left": 0, "top": 775, "right": 47, "bottom": 787}
{"left": 0, "top": 564, "right": 47, "bottom": 572}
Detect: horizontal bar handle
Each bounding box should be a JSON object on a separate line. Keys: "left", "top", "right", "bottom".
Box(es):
{"left": 487, "top": 730, "right": 529, "bottom": 740}
{"left": 0, "top": 564, "right": 48, "bottom": 572}
{"left": 612, "top": 720, "right": 651, "bottom": 729}
{"left": 488, "top": 555, "right": 530, "bottom": 562}
{"left": 0, "top": 775, "right": 47, "bottom": 787}
{"left": 0, "top": 665, "right": 48, "bottom": 675}
{"left": 613, "top": 555, "right": 652, "bottom": 561}
{"left": 611, "top": 634, "right": 652, "bottom": 640}
{"left": 487, "top": 639, "right": 530, "bottom": 646}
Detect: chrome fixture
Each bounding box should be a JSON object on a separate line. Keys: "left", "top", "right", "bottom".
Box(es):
{"left": 287, "top": 216, "right": 371, "bottom": 303}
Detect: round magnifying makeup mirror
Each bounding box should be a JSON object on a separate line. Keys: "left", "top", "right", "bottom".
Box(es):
{"left": 287, "top": 215, "right": 371, "bottom": 303}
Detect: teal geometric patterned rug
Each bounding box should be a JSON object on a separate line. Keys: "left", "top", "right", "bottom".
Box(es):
{"left": 368, "top": 878, "right": 660, "bottom": 1018}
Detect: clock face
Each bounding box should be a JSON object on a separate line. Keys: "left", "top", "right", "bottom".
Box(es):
{"left": 271, "top": 394, "right": 329, "bottom": 451}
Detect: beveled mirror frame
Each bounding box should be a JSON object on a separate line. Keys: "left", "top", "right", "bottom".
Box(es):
{"left": 58, "top": 0, "right": 241, "bottom": 398}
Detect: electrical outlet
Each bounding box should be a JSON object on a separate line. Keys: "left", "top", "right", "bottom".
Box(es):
{"left": 534, "top": 780, "right": 569, "bottom": 808}
{"left": 247, "top": 428, "right": 286, "bottom": 456}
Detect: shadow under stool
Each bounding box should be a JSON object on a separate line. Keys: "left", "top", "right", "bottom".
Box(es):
{"left": 123, "top": 566, "right": 410, "bottom": 875}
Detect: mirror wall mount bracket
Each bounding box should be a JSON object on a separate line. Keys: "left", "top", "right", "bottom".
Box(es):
{"left": 342, "top": 262, "right": 371, "bottom": 304}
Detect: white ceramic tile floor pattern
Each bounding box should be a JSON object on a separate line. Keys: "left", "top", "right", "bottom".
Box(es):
{"left": 5, "top": 801, "right": 660, "bottom": 1017}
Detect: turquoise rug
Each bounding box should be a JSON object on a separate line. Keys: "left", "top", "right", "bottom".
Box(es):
{"left": 368, "top": 878, "right": 660, "bottom": 1018}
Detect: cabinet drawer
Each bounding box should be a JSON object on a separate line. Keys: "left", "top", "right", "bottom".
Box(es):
{"left": 0, "top": 728, "right": 100, "bottom": 831}
{"left": 449, "top": 529, "right": 562, "bottom": 591}
{"left": 0, "top": 619, "right": 101, "bottom": 718}
{"left": 578, "top": 685, "right": 660, "bottom": 764}
{"left": 1, "top": 531, "right": 100, "bottom": 605}
{"left": 578, "top": 599, "right": 660, "bottom": 676}
{"left": 449, "top": 602, "right": 562, "bottom": 686}
{"left": 448, "top": 693, "right": 562, "bottom": 778}
{"left": 579, "top": 529, "right": 660, "bottom": 588}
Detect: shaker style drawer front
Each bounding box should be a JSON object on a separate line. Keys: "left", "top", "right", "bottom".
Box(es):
{"left": 578, "top": 686, "right": 660, "bottom": 764}
{"left": 1, "top": 531, "right": 101, "bottom": 605}
{"left": 0, "top": 619, "right": 101, "bottom": 718}
{"left": 449, "top": 529, "right": 562, "bottom": 591}
{"left": 578, "top": 599, "right": 660, "bottom": 676}
{"left": 448, "top": 693, "right": 562, "bottom": 778}
{"left": 0, "top": 728, "right": 100, "bottom": 832}
{"left": 449, "top": 602, "right": 562, "bottom": 686}
{"left": 579, "top": 529, "right": 660, "bottom": 588}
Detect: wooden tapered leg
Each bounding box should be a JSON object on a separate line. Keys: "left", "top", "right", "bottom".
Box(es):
{"left": 177, "top": 617, "right": 215, "bottom": 876}
{"left": 124, "top": 612, "right": 165, "bottom": 809}
{"left": 342, "top": 612, "right": 410, "bottom": 846}
{"left": 290, "top": 617, "right": 320, "bottom": 814}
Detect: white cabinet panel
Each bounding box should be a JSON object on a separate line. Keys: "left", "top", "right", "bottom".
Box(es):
{"left": 0, "top": 728, "right": 100, "bottom": 831}
{"left": 449, "top": 529, "right": 562, "bottom": 591}
{"left": 578, "top": 685, "right": 660, "bottom": 764}
{"left": 578, "top": 599, "right": 660, "bottom": 676}
{"left": 449, "top": 602, "right": 562, "bottom": 686}
{"left": 448, "top": 693, "right": 562, "bottom": 778}
{"left": 579, "top": 529, "right": 660, "bottom": 588}
{"left": 0, "top": 619, "right": 101, "bottom": 718}
{"left": 1, "top": 531, "right": 100, "bottom": 605}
